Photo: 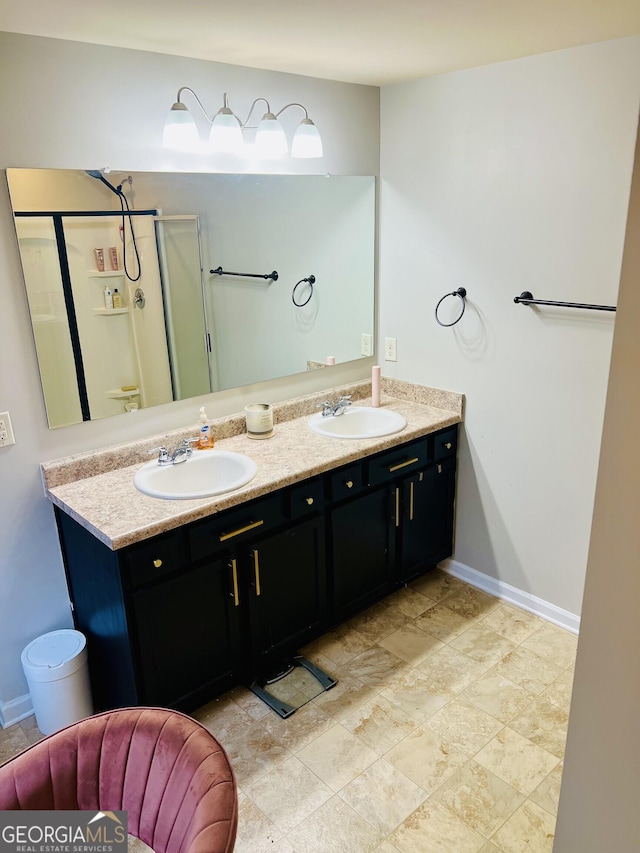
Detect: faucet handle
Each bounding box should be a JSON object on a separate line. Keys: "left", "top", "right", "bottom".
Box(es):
{"left": 181, "top": 437, "right": 200, "bottom": 448}
{"left": 147, "top": 445, "right": 171, "bottom": 464}
{"left": 337, "top": 395, "right": 352, "bottom": 405}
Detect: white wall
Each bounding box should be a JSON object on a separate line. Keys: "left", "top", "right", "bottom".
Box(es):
{"left": 380, "top": 37, "right": 640, "bottom": 618}
{"left": 553, "top": 116, "right": 640, "bottom": 853}
{"left": 0, "top": 31, "right": 379, "bottom": 724}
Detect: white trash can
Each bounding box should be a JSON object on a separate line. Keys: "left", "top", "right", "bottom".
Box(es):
{"left": 21, "top": 629, "right": 93, "bottom": 735}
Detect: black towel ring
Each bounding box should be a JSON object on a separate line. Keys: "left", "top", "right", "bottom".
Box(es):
{"left": 292, "top": 274, "right": 316, "bottom": 307}
{"left": 435, "top": 287, "right": 467, "bottom": 327}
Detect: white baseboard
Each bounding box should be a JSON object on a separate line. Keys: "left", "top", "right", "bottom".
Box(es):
{"left": 439, "top": 559, "right": 581, "bottom": 635}
{"left": 0, "top": 693, "right": 34, "bottom": 729}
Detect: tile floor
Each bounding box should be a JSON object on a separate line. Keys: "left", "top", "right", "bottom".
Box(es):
{"left": 0, "top": 570, "right": 577, "bottom": 853}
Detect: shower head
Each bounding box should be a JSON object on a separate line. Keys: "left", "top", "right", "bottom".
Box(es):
{"left": 85, "top": 169, "right": 123, "bottom": 197}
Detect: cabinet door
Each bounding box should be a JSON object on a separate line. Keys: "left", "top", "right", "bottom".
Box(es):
{"left": 331, "top": 488, "right": 394, "bottom": 622}
{"left": 131, "top": 560, "right": 240, "bottom": 710}
{"left": 400, "top": 457, "right": 456, "bottom": 583}
{"left": 247, "top": 517, "right": 327, "bottom": 673}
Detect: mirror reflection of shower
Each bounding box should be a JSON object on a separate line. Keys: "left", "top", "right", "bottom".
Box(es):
{"left": 85, "top": 169, "right": 141, "bottom": 281}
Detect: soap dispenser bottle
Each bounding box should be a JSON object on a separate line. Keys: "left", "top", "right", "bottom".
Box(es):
{"left": 197, "top": 406, "right": 214, "bottom": 449}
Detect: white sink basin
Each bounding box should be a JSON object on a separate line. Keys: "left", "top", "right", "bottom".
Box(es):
{"left": 134, "top": 450, "right": 257, "bottom": 500}
{"left": 309, "top": 406, "right": 407, "bottom": 439}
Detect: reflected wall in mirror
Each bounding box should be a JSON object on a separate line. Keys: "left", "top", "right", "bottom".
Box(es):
{"left": 7, "top": 169, "right": 375, "bottom": 428}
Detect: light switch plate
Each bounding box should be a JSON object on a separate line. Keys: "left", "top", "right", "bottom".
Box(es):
{"left": 0, "top": 411, "right": 15, "bottom": 447}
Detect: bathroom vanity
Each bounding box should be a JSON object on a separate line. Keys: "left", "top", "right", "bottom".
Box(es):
{"left": 42, "top": 380, "right": 462, "bottom": 714}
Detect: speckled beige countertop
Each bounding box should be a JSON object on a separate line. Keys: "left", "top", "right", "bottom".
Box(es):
{"left": 41, "top": 378, "right": 463, "bottom": 551}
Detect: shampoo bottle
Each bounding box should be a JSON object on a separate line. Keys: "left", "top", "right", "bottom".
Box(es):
{"left": 112, "top": 288, "right": 122, "bottom": 309}
{"left": 197, "top": 406, "right": 214, "bottom": 449}
{"left": 104, "top": 285, "right": 113, "bottom": 309}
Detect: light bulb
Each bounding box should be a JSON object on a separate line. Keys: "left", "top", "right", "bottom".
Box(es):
{"left": 291, "top": 118, "right": 323, "bottom": 159}
{"left": 209, "top": 107, "right": 244, "bottom": 154}
{"left": 255, "top": 113, "right": 288, "bottom": 159}
{"left": 162, "top": 103, "right": 200, "bottom": 151}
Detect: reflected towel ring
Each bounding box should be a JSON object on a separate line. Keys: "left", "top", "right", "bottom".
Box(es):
{"left": 292, "top": 274, "right": 316, "bottom": 307}
{"left": 435, "top": 287, "right": 467, "bottom": 327}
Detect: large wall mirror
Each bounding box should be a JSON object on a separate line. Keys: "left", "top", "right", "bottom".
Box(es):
{"left": 6, "top": 168, "right": 375, "bottom": 429}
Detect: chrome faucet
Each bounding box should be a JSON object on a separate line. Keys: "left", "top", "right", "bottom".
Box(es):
{"left": 148, "top": 438, "right": 199, "bottom": 465}
{"left": 317, "top": 395, "right": 352, "bottom": 417}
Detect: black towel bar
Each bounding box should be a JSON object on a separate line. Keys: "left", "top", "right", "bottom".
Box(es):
{"left": 514, "top": 291, "right": 616, "bottom": 312}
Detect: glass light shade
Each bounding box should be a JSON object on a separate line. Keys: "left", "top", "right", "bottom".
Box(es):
{"left": 162, "top": 103, "right": 200, "bottom": 151}
{"left": 291, "top": 118, "right": 323, "bottom": 159}
{"left": 209, "top": 108, "right": 244, "bottom": 154}
{"left": 254, "top": 113, "right": 288, "bottom": 159}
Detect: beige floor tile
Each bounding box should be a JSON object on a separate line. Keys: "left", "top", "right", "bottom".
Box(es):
{"left": 245, "top": 755, "right": 333, "bottom": 834}
{"left": 519, "top": 623, "right": 578, "bottom": 671}
{"left": 191, "top": 694, "right": 255, "bottom": 744}
{"left": 491, "top": 647, "right": 563, "bottom": 694}
{"left": 376, "top": 843, "right": 402, "bottom": 853}
{"left": 413, "top": 602, "right": 472, "bottom": 642}
{"left": 234, "top": 792, "right": 285, "bottom": 853}
{"left": 381, "top": 669, "right": 454, "bottom": 722}
{"left": 379, "top": 622, "right": 445, "bottom": 665}
{"left": 409, "top": 569, "right": 465, "bottom": 602}
{"left": 342, "top": 695, "right": 419, "bottom": 755}
{"left": 461, "top": 672, "right": 534, "bottom": 724}
{"left": 479, "top": 603, "right": 544, "bottom": 643}
{"left": 296, "top": 722, "right": 378, "bottom": 791}
{"left": 425, "top": 699, "right": 504, "bottom": 756}
{"left": 0, "top": 723, "right": 31, "bottom": 764}
{"left": 312, "top": 670, "right": 377, "bottom": 720}
{"left": 529, "top": 762, "right": 564, "bottom": 816}
{"left": 285, "top": 795, "right": 383, "bottom": 853}
{"left": 450, "top": 625, "right": 516, "bottom": 666}
{"left": 419, "top": 645, "right": 492, "bottom": 693}
{"left": 344, "top": 646, "right": 409, "bottom": 688}
{"left": 127, "top": 836, "right": 152, "bottom": 853}
{"left": 226, "top": 685, "right": 272, "bottom": 721}
{"left": 540, "top": 669, "right": 574, "bottom": 712}
{"left": 474, "top": 727, "right": 559, "bottom": 796}
{"left": 17, "top": 715, "right": 44, "bottom": 745}
{"left": 384, "top": 724, "right": 469, "bottom": 794}
{"left": 431, "top": 760, "right": 525, "bottom": 839}
{"left": 385, "top": 585, "right": 437, "bottom": 619}
{"left": 491, "top": 799, "right": 556, "bottom": 852}
{"left": 346, "top": 600, "right": 409, "bottom": 644}
{"left": 389, "top": 798, "right": 486, "bottom": 853}
{"left": 478, "top": 844, "right": 503, "bottom": 853}
{"left": 301, "top": 623, "right": 372, "bottom": 668}
{"left": 260, "top": 701, "right": 335, "bottom": 752}
{"left": 508, "top": 695, "right": 569, "bottom": 758}
{"left": 224, "top": 719, "right": 292, "bottom": 788}
{"left": 340, "top": 757, "right": 428, "bottom": 834}
{"left": 439, "top": 585, "right": 500, "bottom": 620}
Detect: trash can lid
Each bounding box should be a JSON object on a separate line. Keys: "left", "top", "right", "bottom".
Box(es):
{"left": 21, "top": 630, "right": 87, "bottom": 681}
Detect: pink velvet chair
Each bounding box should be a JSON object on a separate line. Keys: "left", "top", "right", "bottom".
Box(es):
{"left": 0, "top": 707, "right": 237, "bottom": 853}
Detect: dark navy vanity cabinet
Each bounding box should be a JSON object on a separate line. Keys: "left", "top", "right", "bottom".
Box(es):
{"left": 55, "top": 424, "right": 458, "bottom": 713}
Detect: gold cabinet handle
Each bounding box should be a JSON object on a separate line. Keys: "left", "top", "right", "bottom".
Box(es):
{"left": 389, "top": 457, "right": 419, "bottom": 473}
{"left": 444, "top": 442, "right": 452, "bottom": 450}
{"left": 345, "top": 480, "right": 354, "bottom": 489}
{"left": 219, "top": 519, "right": 264, "bottom": 542}
{"left": 437, "top": 463, "right": 443, "bottom": 474}
{"left": 252, "top": 549, "right": 261, "bottom": 597}
{"left": 153, "top": 559, "right": 162, "bottom": 568}
{"left": 230, "top": 558, "right": 239, "bottom": 607}
{"left": 395, "top": 487, "right": 400, "bottom": 528}
{"left": 409, "top": 481, "right": 414, "bottom": 522}
{"left": 305, "top": 497, "right": 314, "bottom": 505}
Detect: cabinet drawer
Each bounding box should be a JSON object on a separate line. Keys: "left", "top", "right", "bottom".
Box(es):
{"left": 330, "top": 464, "right": 366, "bottom": 501}
{"left": 433, "top": 426, "right": 458, "bottom": 460}
{"left": 188, "top": 495, "right": 283, "bottom": 562}
{"left": 125, "top": 531, "right": 185, "bottom": 588}
{"left": 367, "top": 440, "right": 428, "bottom": 486}
{"left": 287, "top": 477, "right": 325, "bottom": 519}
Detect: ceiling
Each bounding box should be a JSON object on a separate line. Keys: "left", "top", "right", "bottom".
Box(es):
{"left": 1, "top": 0, "right": 640, "bottom": 86}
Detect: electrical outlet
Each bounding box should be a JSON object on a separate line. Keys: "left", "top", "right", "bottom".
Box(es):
{"left": 0, "top": 411, "right": 15, "bottom": 447}
{"left": 360, "top": 333, "right": 373, "bottom": 357}
{"left": 384, "top": 337, "right": 397, "bottom": 362}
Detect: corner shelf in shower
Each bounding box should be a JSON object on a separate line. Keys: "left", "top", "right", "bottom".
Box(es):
{"left": 93, "top": 307, "right": 130, "bottom": 316}
{"left": 105, "top": 387, "right": 140, "bottom": 399}
{"left": 88, "top": 270, "right": 125, "bottom": 278}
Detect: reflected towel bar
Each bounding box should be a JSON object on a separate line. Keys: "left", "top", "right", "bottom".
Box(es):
{"left": 514, "top": 291, "right": 616, "bottom": 312}
{"left": 210, "top": 266, "right": 278, "bottom": 281}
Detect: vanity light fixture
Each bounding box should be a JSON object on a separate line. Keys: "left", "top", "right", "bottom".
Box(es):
{"left": 163, "top": 88, "right": 323, "bottom": 159}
